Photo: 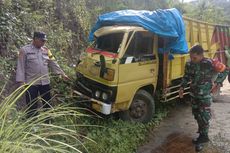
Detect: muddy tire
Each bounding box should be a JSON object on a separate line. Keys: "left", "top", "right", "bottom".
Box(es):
{"left": 119, "top": 89, "right": 155, "bottom": 123}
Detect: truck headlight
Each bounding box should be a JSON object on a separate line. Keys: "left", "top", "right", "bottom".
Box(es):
{"left": 102, "top": 92, "right": 108, "bottom": 100}
{"left": 95, "top": 91, "right": 101, "bottom": 98}
{"left": 103, "top": 68, "right": 115, "bottom": 81}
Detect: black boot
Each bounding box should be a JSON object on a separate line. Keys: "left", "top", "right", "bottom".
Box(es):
{"left": 192, "top": 134, "right": 209, "bottom": 144}
{"left": 195, "top": 143, "right": 204, "bottom": 152}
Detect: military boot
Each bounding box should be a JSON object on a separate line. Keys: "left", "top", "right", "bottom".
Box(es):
{"left": 195, "top": 143, "right": 204, "bottom": 152}
{"left": 192, "top": 134, "right": 209, "bottom": 144}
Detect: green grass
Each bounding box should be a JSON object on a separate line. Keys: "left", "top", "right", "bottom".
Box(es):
{"left": 51, "top": 75, "right": 170, "bottom": 153}
{"left": 78, "top": 108, "right": 168, "bottom": 153}
{"left": 0, "top": 84, "right": 95, "bottom": 153}
{"left": 0, "top": 74, "right": 170, "bottom": 153}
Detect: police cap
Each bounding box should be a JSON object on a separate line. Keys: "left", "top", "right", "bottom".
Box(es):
{"left": 33, "top": 31, "right": 47, "bottom": 41}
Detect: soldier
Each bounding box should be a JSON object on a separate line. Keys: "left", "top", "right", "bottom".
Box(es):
{"left": 178, "top": 44, "right": 228, "bottom": 151}
{"left": 16, "top": 31, "right": 69, "bottom": 119}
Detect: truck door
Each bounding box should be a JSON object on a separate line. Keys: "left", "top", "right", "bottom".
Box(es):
{"left": 117, "top": 31, "right": 158, "bottom": 104}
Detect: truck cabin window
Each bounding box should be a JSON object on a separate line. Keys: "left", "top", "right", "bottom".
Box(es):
{"left": 94, "top": 33, "right": 124, "bottom": 54}
{"left": 123, "top": 31, "right": 155, "bottom": 63}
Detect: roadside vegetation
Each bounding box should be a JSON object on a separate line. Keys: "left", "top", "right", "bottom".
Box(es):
{"left": 0, "top": 83, "right": 92, "bottom": 153}
{"left": 0, "top": 76, "right": 169, "bottom": 153}
{"left": 1, "top": 0, "right": 230, "bottom": 152}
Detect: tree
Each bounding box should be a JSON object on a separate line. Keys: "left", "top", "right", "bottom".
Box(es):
{"left": 183, "top": 0, "right": 228, "bottom": 24}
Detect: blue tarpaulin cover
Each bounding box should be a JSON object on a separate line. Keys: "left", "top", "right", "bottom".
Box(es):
{"left": 89, "top": 8, "right": 188, "bottom": 54}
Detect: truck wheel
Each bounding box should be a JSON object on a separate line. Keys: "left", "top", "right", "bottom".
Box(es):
{"left": 119, "top": 89, "right": 155, "bottom": 123}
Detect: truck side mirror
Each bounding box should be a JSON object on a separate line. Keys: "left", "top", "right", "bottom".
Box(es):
{"left": 100, "top": 55, "right": 106, "bottom": 77}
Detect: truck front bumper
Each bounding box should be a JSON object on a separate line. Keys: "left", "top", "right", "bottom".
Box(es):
{"left": 73, "top": 90, "right": 112, "bottom": 115}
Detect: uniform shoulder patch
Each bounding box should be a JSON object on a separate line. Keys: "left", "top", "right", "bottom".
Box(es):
{"left": 47, "top": 49, "right": 56, "bottom": 60}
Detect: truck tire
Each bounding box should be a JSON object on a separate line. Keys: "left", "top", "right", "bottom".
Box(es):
{"left": 119, "top": 89, "right": 155, "bottom": 123}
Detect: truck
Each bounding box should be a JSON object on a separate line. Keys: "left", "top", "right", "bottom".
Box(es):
{"left": 74, "top": 8, "right": 230, "bottom": 123}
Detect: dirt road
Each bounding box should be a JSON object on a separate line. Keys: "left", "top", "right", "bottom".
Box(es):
{"left": 137, "top": 79, "right": 230, "bottom": 153}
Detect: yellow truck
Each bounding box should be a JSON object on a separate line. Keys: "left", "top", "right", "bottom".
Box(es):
{"left": 74, "top": 9, "right": 230, "bottom": 123}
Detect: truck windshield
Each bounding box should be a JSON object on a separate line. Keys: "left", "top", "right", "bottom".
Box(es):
{"left": 94, "top": 33, "right": 124, "bottom": 54}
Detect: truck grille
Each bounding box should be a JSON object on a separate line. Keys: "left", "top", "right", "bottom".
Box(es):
{"left": 75, "top": 72, "right": 117, "bottom": 104}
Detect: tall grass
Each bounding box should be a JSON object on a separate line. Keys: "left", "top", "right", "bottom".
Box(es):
{"left": 0, "top": 83, "right": 94, "bottom": 153}
{"left": 0, "top": 76, "right": 170, "bottom": 153}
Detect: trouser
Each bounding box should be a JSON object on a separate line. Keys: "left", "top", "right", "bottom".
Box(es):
{"left": 191, "top": 97, "right": 212, "bottom": 136}
{"left": 25, "top": 84, "right": 52, "bottom": 118}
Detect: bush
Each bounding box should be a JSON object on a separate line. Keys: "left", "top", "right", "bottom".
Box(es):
{"left": 79, "top": 108, "right": 168, "bottom": 153}
{"left": 0, "top": 83, "right": 93, "bottom": 153}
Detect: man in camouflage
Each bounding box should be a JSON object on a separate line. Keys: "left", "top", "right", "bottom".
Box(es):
{"left": 179, "top": 44, "right": 229, "bottom": 151}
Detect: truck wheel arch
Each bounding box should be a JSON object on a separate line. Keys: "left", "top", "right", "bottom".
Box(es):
{"left": 129, "top": 84, "right": 155, "bottom": 107}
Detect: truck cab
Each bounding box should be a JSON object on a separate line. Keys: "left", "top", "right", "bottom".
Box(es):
{"left": 75, "top": 25, "right": 172, "bottom": 123}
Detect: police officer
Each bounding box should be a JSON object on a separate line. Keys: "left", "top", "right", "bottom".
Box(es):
{"left": 179, "top": 44, "right": 228, "bottom": 151}
{"left": 16, "top": 31, "right": 69, "bottom": 118}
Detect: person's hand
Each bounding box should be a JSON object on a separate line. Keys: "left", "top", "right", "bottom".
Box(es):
{"left": 211, "top": 83, "right": 221, "bottom": 94}
{"left": 179, "top": 87, "right": 184, "bottom": 98}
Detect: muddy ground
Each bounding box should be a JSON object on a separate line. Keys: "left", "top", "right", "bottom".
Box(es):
{"left": 137, "top": 79, "right": 230, "bottom": 153}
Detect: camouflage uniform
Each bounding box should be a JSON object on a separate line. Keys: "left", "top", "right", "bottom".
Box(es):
{"left": 180, "top": 58, "right": 228, "bottom": 136}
